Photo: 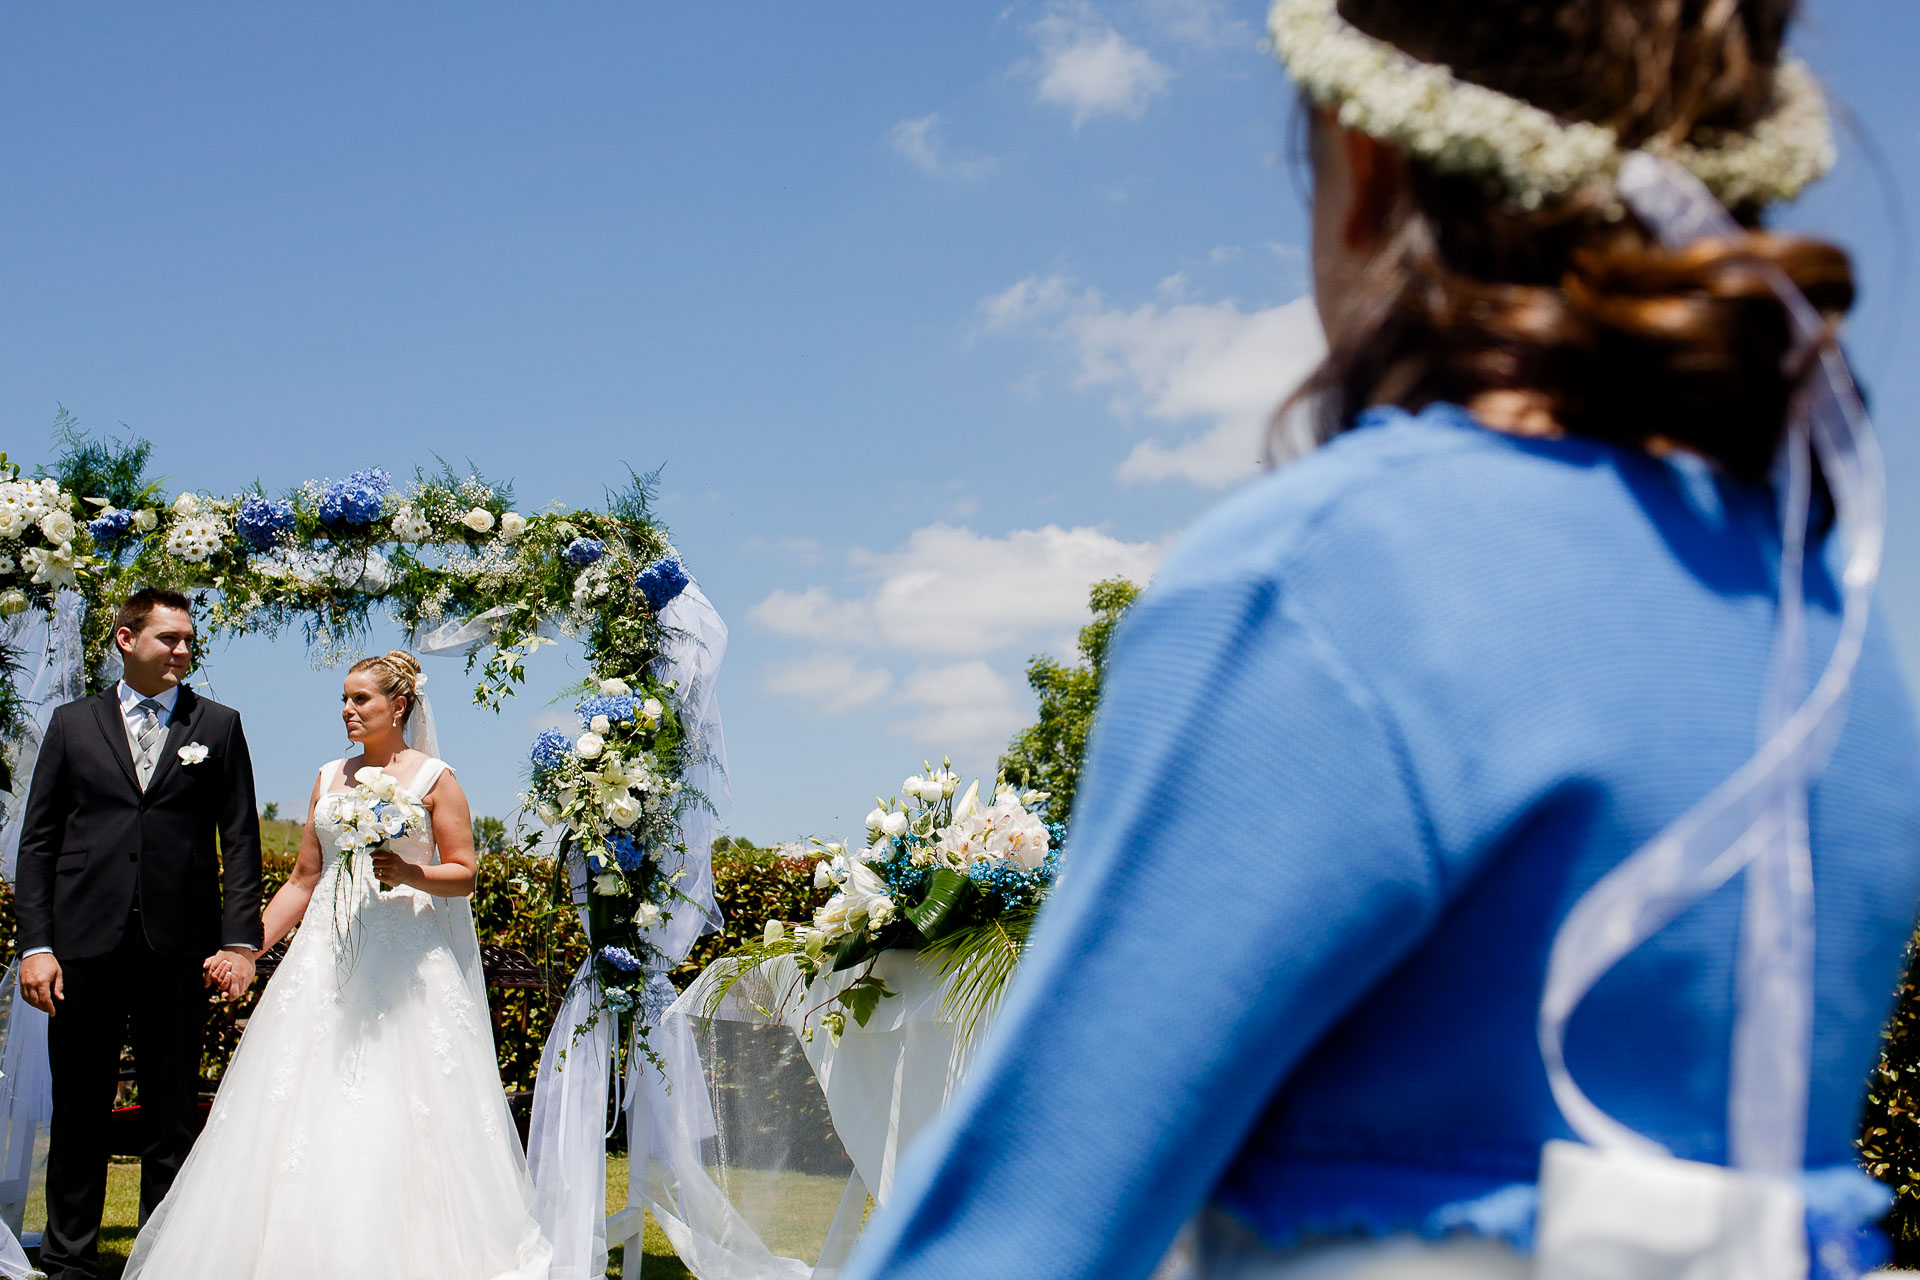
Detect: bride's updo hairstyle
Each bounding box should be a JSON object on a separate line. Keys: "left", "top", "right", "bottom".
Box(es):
{"left": 349, "top": 649, "right": 423, "bottom": 727}
{"left": 1298, "top": 0, "right": 1854, "bottom": 484}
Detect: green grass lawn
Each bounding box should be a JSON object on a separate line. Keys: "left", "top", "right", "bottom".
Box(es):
{"left": 23, "top": 1155, "right": 854, "bottom": 1278}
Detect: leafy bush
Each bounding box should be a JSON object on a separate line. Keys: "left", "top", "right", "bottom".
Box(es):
{"left": 1862, "top": 936, "right": 1920, "bottom": 1263}
{"left": 0, "top": 831, "right": 822, "bottom": 1095}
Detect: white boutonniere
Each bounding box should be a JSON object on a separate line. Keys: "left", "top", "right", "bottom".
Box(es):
{"left": 178, "top": 742, "right": 209, "bottom": 766}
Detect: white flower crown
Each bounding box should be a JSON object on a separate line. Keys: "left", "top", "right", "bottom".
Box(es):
{"left": 1267, "top": 0, "right": 1835, "bottom": 211}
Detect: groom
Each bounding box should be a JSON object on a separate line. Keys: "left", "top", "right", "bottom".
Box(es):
{"left": 14, "top": 586, "right": 264, "bottom": 1280}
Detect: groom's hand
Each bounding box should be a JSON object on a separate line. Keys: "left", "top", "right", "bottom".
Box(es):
{"left": 21, "top": 953, "right": 62, "bottom": 1016}
{"left": 204, "top": 947, "right": 255, "bottom": 1001}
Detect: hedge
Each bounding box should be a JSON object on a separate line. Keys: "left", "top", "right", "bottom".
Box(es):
{"left": 0, "top": 829, "right": 827, "bottom": 1095}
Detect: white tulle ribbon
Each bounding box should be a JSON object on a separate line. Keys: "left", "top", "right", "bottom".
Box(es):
{"left": 1534, "top": 153, "right": 1884, "bottom": 1279}
{"left": 0, "top": 589, "right": 87, "bottom": 1268}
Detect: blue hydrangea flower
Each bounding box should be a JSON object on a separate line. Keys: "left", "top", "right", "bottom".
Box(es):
{"left": 87, "top": 509, "right": 135, "bottom": 545}
{"left": 603, "top": 986, "right": 636, "bottom": 1012}
{"left": 634, "top": 553, "right": 689, "bottom": 612}
{"left": 563, "top": 536, "right": 606, "bottom": 567}
{"left": 318, "top": 468, "right": 393, "bottom": 526}
{"left": 599, "top": 945, "right": 644, "bottom": 974}
{"left": 528, "top": 727, "right": 574, "bottom": 775}
{"left": 604, "top": 832, "right": 646, "bottom": 872}
{"left": 235, "top": 495, "right": 296, "bottom": 550}
{"left": 576, "top": 693, "right": 641, "bottom": 727}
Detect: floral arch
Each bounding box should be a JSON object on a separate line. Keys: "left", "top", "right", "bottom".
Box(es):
{"left": 0, "top": 429, "right": 726, "bottom": 1274}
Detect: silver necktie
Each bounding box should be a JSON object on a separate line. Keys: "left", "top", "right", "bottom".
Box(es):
{"left": 135, "top": 698, "right": 166, "bottom": 789}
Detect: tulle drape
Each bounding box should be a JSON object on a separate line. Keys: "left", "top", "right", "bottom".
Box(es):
{"left": 636, "top": 951, "right": 991, "bottom": 1279}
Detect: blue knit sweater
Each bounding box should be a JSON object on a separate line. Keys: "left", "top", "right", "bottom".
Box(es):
{"left": 844, "top": 403, "right": 1920, "bottom": 1280}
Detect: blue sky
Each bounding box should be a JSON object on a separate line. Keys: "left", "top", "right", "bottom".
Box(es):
{"left": 4, "top": 2, "right": 1916, "bottom": 844}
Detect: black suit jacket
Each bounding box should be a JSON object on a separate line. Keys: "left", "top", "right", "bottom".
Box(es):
{"left": 14, "top": 685, "right": 264, "bottom": 961}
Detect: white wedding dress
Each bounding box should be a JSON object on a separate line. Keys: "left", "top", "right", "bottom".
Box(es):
{"left": 123, "top": 757, "right": 552, "bottom": 1280}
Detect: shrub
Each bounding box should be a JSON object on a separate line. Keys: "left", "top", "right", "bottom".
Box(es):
{"left": 0, "top": 825, "right": 830, "bottom": 1099}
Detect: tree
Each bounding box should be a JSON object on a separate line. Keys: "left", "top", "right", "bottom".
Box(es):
{"left": 998, "top": 577, "right": 1141, "bottom": 831}
{"left": 471, "top": 815, "right": 510, "bottom": 856}
{"left": 260, "top": 801, "right": 280, "bottom": 822}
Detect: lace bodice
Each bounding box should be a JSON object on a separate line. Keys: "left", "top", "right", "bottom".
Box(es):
{"left": 317, "top": 756, "right": 451, "bottom": 867}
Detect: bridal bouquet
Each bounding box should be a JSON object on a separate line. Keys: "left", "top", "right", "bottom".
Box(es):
{"left": 714, "top": 761, "right": 1061, "bottom": 1042}
{"left": 314, "top": 767, "right": 430, "bottom": 894}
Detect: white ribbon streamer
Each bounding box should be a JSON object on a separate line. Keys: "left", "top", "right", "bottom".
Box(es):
{"left": 1537, "top": 153, "right": 1885, "bottom": 1175}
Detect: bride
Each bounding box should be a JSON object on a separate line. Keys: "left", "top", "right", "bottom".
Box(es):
{"left": 123, "top": 650, "right": 552, "bottom": 1280}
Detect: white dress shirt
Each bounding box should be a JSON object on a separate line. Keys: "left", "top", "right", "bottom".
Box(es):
{"left": 21, "top": 682, "right": 253, "bottom": 960}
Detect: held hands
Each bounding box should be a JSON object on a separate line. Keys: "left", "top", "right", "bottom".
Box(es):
{"left": 202, "top": 947, "right": 256, "bottom": 1001}
{"left": 21, "top": 952, "right": 62, "bottom": 1016}
{"left": 370, "top": 849, "right": 420, "bottom": 892}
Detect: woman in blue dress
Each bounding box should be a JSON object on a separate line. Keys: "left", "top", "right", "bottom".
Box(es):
{"left": 843, "top": 1, "right": 1920, "bottom": 1278}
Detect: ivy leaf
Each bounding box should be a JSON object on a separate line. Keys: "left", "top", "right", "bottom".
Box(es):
{"left": 837, "top": 974, "right": 898, "bottom": 1028}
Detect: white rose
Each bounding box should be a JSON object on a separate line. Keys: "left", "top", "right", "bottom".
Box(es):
{"left": 881, "top": 811, "right": 909, "bottom": 838}
{"left": 590, "top": 714, "right": 611, "bottom": 735}
{"left": 461, "top": 507, "right": 496, "bottom": 533}
{"left": 132, "top": 509, "right": 158, "bottom": 533}
{"left": 641, "top": 697, "right": 663, "bottom": 723}
{"left": 171, "top": 492, "right": 200, "bottom": 516}
{"left": 38, "top": 511, "right": 75, "bottom": 544}
{"left": 605, "top": 794, "right": 642, "bottom": 828}
{"left": 599, "top": 678, "right": 631, "bottom": 697}
{"left": 575, "top": 732, "right": 604, "bottom": 760}
{"left": 866, "top": 896, "right": 896, "bottom": 927}
{"left": 591, "top": 872, "right": 624, "bottom": 896}
{"left": 635, "top": 902, "right": 664, "bottom": 929}
{"left": 499, "top": 511, "right": 527, "bottom": 542}
{"left": 865, "top": 807, "right": 888, "bottom": 832}
{"left": 0, "top": 590, "right": 27, "bottom": 617}
{"left": 0, "top": 511, "right": 22, "bottom": 539}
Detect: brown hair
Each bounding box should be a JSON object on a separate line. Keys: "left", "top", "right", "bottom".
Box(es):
{"left": 113, "top": 587, "right": 193, "bottom": 641}
{"left": 1296, "top": 0, "right": 1853, "bottom": 484}
{"left": 348, "top": 649, "right": 423, "bottom": 725}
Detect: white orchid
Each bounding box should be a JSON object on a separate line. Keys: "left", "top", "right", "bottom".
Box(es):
{"left": 391, "top": 508, "right": 433, "bottom": 542}
{"left": 22, "top": 543, "right": 79, "bottom": 588}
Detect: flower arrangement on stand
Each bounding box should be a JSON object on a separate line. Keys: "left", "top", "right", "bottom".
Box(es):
{"left": 712, "top": 760, "right": 1061, "bottom": 1042}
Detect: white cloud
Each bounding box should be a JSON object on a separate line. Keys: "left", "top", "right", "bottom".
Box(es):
{"left": 887, "top": 113, "right": 996, "bottom": 180}
{"left": 1031, "top": 8, "right": 1171, "bottom": 126}
{"left": 982, "top": 274, "right": 1326, "bottom": 488}
{"left": 751, "top": 523, "right": 1163, "bottom": 657}
{"left": 762, "top": 653, "right": 894, "bottom": 715}
{"left": 890, "top": 660, "right": 1027, "bottom": 754}
{"left": 1140, "top": 0, "right": 1252, "bottom": 50}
